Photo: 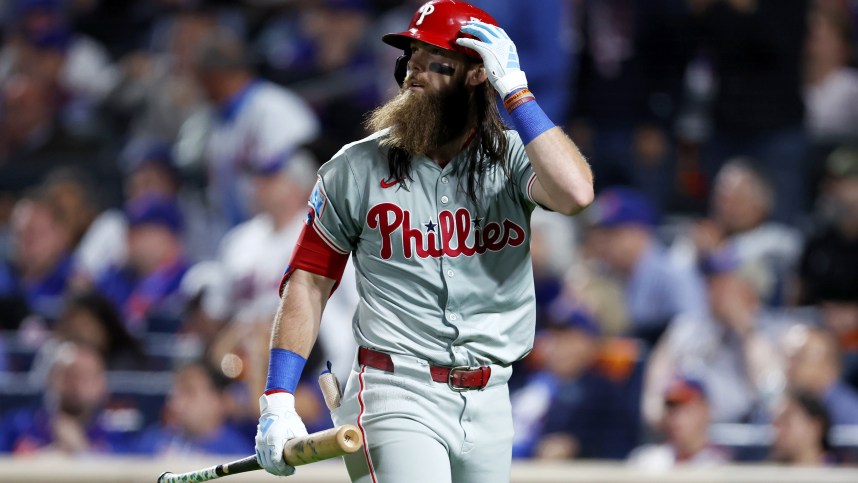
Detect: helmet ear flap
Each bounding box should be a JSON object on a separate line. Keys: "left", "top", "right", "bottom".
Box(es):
{"left": 395, "top": 51, "right": 411, "bottom": 87}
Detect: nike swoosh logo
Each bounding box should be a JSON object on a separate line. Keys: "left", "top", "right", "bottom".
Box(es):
{"left": 380, "top": 178, "right": 399, "bottom": 189}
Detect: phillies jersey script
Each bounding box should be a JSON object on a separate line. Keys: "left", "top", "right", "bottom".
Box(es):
{"left": 308, "top": 128, "right": 541, "bottom": 368}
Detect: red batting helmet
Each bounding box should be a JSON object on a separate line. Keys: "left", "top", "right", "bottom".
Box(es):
{"left": 382, "top": 0, "right": 499, "bottom": 59}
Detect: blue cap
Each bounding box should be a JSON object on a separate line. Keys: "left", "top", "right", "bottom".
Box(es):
{"left": 546, "top": 299, "right": 601, "bottom": 337}
{"left": 664, "top": 375, "right": 707, "bottom": 404}
{"left": 587, "top": 187, "right": 657, "bottom": 228}
{"left": 126, "top": 196, "right": 183, "bottom": 234}
{"left": 245, "top": 151, "right": 293, "bottom": 177}
{"left": 123, "top": 141, "right": 179, "bottom": 179}
{"left": 16, "top": 0, "right": 71, "bottom": 50}
{"left": 698, "top": 245, "right": 774, "bottom": 299}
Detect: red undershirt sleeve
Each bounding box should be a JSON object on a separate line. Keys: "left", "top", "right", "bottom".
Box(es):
{"left": 279, "top": 213, "right": 350, "bottom": 297}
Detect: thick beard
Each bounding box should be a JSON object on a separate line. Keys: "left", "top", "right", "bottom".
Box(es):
{"left": 365, "top": 80, "right": 471, "bottom": 156}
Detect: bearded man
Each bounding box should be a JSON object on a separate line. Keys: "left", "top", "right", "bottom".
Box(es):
{"left": 253, "top": 2, "right": 594, "bottom": 482}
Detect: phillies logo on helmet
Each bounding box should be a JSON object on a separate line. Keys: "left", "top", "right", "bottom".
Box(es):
{"left": 367, "top": 202, "right": 526, "bottom": 260}
{"left": 382, "top": 0, "right": 499, "bottom": 58}
{"left": 416, "top": 3, "right": 435, "bottom": 25}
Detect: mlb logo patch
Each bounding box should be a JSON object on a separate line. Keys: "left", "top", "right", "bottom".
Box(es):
{"left": 308, "top": 179, "right": 328, "bottom": 219}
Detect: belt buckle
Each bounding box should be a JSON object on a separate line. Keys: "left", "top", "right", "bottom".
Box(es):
{"left": 447, "top": 366, "right": 473, "bottom": 392}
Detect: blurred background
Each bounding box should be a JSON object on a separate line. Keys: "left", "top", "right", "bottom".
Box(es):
{"left": 1, "top": 0, "right": 858, "bottom": 475}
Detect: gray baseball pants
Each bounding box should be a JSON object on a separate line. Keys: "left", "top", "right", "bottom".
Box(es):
{"left": 331, "top": 350, "right": 514, "bottom": 483}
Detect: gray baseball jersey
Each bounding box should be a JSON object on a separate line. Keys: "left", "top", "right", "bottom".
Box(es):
{"left": 308, "top": 128, "right": 540, "bottom": 368}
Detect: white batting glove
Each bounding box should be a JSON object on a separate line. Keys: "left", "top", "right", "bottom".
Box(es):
{"left": 456, "top": 21, "right": 528, "bottom": 98}
{"left": 255, "top": 392, "right": 308, "bottom": 477}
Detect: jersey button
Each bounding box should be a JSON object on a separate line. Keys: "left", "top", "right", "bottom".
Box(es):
{"left": 441, "top": 176, "right": 449, "bottom": 184}
{"left": 441, "top": 195, "right": 449, "bottom": 204}
{"left": 448, "top": 313, "right": 458, "bottom": 321}
{"left": 446, "top": 269, "right": 454, "bottom": 278}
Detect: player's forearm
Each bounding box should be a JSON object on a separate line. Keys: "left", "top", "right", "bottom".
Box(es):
{"left": 263, "top": 270, "right": 334, "bottom": 396}
{"left": 454, "top": 21, "right": 594, "bottom": 215}
{"left": 524, "top": 128, "right": 594, "bottom": 215}
{"left": 270, "top": 269, "right": 335, "bottom": 357}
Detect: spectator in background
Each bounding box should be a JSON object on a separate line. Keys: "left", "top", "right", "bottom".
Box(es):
{"left": 519, "top": 301, "right": 630, "bottom": 460}
{"left": 798, "top": 147, "right": 858, "bottom": 387}
{"left": 584, "top": 187, "right": 707, "bottom": 344}
{"left": 0, "top": 70, "right": 105, "bottom": 195}
{"left": 628, "top": 376, "right": 729, "bottom": 468}
{"left": 95, "top": 195, "right": 190, "bottom": 335}
{"left": 771, "top": 390, "right": 833, "bottom": 466}
{"left": 197, "top": 150, "right": 357, "bottom": 421}
{"left": 819, "top": 300, "right": 858, "bottom": 391}
{"left": 0, "top": 0, "right": 120, "bottom": 132}
{"left": 0, "top": 192, "right": 74, "bottom": 328}
{"left": 804, "top": 3, "right": 858, "bottom": 143}
{"left": 0, "top": 342, "right": 133, "bottom": 454}
{"left": 134, "top": 360, "right": 253, "bottom": 456}
{"left": 563, "top": 261, "right": 632, "bottom": 337}
{"left": 672, "top": 158, "right": 803, "bottom": 305}
{"left": 0, "top": 70, "right": 57, "bottom": 165}
{"left": 39, "top": 168, "right": 127, "bottom": 287}
{"left": 119, "top": 139, "right": 211, "bottom": 263}
{"left": 108, "top": 7, "right": 215, "bottom": 143}
{"left": 217, "top": 150, "right": 321, "bottom": 327}
{"left": 784, "top": 324, "right": 858, "bottom": 425}
{"left": 570, "top": 0, "right": 695, "bottom": 211}
{"left": 529, "top": 209, "right": 579, "bottom": 327}
{"left": 692, "top": 0, "right": 809, "bottom": 223}
{"left": 28, "top": 291, "right": 146, "bottom": 377}
{"left": 122, "top": 142, "right": 182, "bottom": 203}
{"left": 188, "top": 28, "right": 319, "bottom": 235}
{"left": 255, "top": 0, "right": 379, "bottom": 160}
{"left": 643, "top": 249, "right": 784, "bottom": 427}
{"left": 798, "top": 146, "right": 858, "bottom": 305}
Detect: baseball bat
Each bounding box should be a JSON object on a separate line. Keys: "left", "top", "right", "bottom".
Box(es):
{"left": 157, "top": 424, "right": 362, "bottom": 482}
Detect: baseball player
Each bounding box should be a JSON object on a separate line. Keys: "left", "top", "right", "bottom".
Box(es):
{"left": 254, "top": 1, "right": 594, "bottom": 481}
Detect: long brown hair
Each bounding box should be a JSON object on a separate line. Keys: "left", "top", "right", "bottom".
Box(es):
{"left": 386, "top": 81, "right": 511, "bottom": 207}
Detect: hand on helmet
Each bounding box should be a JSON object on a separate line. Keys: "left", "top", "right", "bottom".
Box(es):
{"left": 456, "top": 21, "right": 528, "bottom": 98}
{"left": 255, "top": 392, "right": 308, "bottom": 477}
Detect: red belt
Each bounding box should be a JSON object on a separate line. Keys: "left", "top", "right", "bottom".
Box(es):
{"left": 358, "top": 346, "right": 492, "bottom": 391}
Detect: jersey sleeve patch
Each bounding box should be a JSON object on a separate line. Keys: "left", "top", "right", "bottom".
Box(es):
{"left": 309, "top": 152, "right": 363, "bottom": 252}
{"left": 309, "top": 179, "right": 328, "bottom": 219}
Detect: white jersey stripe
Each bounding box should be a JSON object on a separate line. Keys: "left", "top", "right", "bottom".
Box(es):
{"left": 312, "top": 223, "right": 350, "bottom": 255}
{"left": 526, "top": 172, "right": 538, "bottom": 204}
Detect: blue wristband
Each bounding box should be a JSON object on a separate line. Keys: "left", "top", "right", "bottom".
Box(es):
{"left": 265, "top": 348, "right": 307, "bottom": 394}
{"left": 509, "top": 99, "right": 554, "bottom": 145}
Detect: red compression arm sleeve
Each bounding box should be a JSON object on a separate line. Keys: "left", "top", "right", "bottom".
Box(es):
{"left": 279, "top": 221, "right": 349, "bottom": 297}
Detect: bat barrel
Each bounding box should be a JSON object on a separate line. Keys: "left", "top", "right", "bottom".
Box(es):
{"left": 156, "top": 425, "right": 363, "bottom": 481}
{"left": 284, "top": 424, "right": 363, "bottom": 466}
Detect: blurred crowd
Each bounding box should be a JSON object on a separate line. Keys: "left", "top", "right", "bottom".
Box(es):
{"left": 0, "top": 0, "right": 857, "bottom": 468}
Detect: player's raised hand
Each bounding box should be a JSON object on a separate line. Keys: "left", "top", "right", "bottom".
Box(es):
{"left": 456, "top": 20, "right": 528, "bottom": 98}
{"left": 255, "top": 392, "right": 308, "bottom": 477}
